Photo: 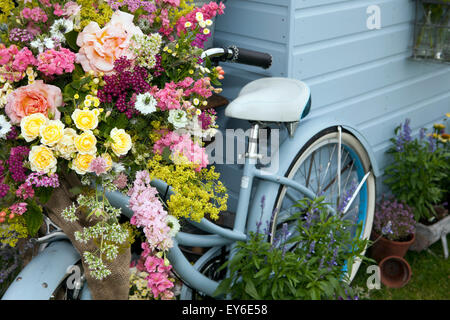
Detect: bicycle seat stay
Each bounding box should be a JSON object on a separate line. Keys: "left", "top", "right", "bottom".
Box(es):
{"left": 225, "top": 77, "right": 311, "bottom": 123}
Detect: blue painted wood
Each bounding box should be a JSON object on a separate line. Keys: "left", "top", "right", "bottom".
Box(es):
{"left": 214, "top": 0, "right": 450, "bottom": 208}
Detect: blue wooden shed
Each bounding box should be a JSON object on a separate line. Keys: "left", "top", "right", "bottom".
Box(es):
{"left": 211, "top": 0, "right": 450, "bottom": 211}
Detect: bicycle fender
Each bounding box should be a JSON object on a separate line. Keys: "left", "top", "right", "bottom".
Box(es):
{"left": 247, "top": 115, "right": 380, "bottom": 233}
{"left": 1, "top": 241, "right": 81, "bottom": 300}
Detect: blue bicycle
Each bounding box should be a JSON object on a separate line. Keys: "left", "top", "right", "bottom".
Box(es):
{"left": 2, "top": 46, "right": 376, "bottom": 300}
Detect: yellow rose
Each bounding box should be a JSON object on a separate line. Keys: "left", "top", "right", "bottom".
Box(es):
{"left": 29, "top": 145, "right": 57, "bottom": 174}
{"left": 20, "top": 113, "right": 48, "bottom": 142}
{"left": 110, "top": 127, "right": 132, "bottom": 156}
{"left": 56, "top": 128, "right": 77, "bottom": 160}
{"left": 40, "top": 119, "right": 65, "bottom": 146}
{"left": 74, "top": 130, "right": 97, "bottom": 155}
{"left": 72, "top": 153, "right": 95, "bottom": 175}
{"left": 102, "top": 153, "right": 113, "bottom": 172}
{"left": 71, "top": 109, "right": 99, "bottom": 131}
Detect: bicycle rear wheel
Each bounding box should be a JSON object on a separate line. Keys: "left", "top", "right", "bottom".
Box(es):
{"left": 271, "top": 127, "right": 376, "bottom": 281}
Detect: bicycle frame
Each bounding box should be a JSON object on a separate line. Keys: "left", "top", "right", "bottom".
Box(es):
{"left": 166, "top": 123, "right": 325, "bottom": 298}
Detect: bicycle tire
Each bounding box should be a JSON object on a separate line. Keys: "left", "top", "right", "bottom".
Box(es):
{"left": 270, "top": 127, "right": 376, "bottom": 282}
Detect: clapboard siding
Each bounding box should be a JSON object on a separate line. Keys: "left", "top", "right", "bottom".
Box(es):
{"left": 293, "top": 0, "right": 414, "bottom": 46}
{"left": 214, "top": 0, "right": 450, "bottom": 210}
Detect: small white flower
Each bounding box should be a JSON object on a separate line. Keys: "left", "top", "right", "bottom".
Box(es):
{"left": 168, "top": 109, "right": 188, "bottom": 130}
{"left": 184, "top": 21, "right": 192, "bottom": 28}
{"left": 0, "top": 115, "right": 12, "bottom": 139}
{"left": 205, "top": 19, "right": 213, "bottom": 26}
{"left": 50, "top": 19, "right": 74, "bottom": 42}
{"left": 30, "top": 39, "right": 45, "bottom": 53}
{"left": 203, "top": 28, "right": 210, "bottom": 35}
{"left": 199, "top": 21, "right": 206, "bottom": 28}
{"left": 112, "top": 162, "right": 125, "bottom": 173}
{"left": 43, "top": 37, "right": 55, "bottom": 50}
{"left": 135, "top": 92, "right": 157, "bottom": 115}
{"left": 195, "top": 12, "right": 204, "bottom": 22}
{"left": 166, "top": 215, "right": 180, "bottom": 237}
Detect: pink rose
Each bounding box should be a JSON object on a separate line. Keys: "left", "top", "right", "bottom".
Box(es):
{"left": 76, "top": 10, "right": 143, "bottom": 75}
{"left": 5, "top": 80, "right": 62, "bottom": 124}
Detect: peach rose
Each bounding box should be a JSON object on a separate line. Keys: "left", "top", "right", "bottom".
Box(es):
{"left": 5, "top": 80, "right": 62, "bottom": 125}
{"left": 76, "top": 10, "right": 143, "bottom": 75}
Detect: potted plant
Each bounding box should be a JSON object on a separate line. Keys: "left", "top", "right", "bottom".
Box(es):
{"left": 215, "top": 197, "right": 370, "bottom": 300}
{"left": 384, "top": 117, "right": 450, "bottom": 257}
{"left": 369, "top": 198, "right": 416, "bottom": 263}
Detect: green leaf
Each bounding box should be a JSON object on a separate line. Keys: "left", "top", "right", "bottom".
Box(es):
{"left": 245, "top": 280, "right": 260, "bottom": 300}
{"left": 23, "top": 200, "right": 44, "bottom": 236}
{"left": 65, "top": 30, "right": 80, "bottom": 51}
{"left": 35, "top": 187, "right": 54, "bottom": 204}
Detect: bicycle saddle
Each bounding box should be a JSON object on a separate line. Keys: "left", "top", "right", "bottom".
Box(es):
{"left": 225, "top": 77, "right": 311, "bottom": 122}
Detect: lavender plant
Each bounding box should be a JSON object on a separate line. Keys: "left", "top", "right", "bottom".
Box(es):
{"left": 384, "top": 119, "right": 449, "bottom": 221}
{"left": 215, "top": 196, "right": 369, "bottom": 300}
{"left": 373, "top": 198, "right": 415, "bottom": 241}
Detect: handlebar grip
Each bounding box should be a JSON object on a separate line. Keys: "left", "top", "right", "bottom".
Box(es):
{"left": 229, "top": 46, "right": 272, "bottom": 69}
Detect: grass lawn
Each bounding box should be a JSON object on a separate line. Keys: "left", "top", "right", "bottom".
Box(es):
{"left": 352, "top": 237, "right": 450, "bottom": 300}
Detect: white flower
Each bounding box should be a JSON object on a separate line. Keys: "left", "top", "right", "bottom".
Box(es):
{"left": 112, "top": 162, "right": 125, "bottom": 173}
{"left": 0, "top": 115, "right": 12, "bottom": 139}
{"left": 30, "top": 39, "right": 45, "bottom": 53}
{"left": 166, "top": 215, "right": 180, "bottom": 237}
{"left": 205, "top": 19, "right": 213, "bottom": 26}
{"left": 50, "top": 19, "right": 74, "bottom": 42}
{"left": 195, "top": 12, "right": 204, "bottom": 22}
{"left": 199, "top": 21, "right": 206, "bottom": 28}
{"left": 43, "top": 37, "right": 55, "bottom": 50}
{"left": 184, "top": 21, "right": 192, "bottom": 28}
{"left": 135, "top": 92, "right": 157, "bottom": 115}
{"left": 168, "top": 109, "right": 188, "bottom": 129}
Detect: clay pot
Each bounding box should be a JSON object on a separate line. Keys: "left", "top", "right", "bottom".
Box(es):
{"left": 369, "top": 231, "right": 415, "bottom": 263}
{"left": 379, "top": 256, "right": 412, "bottom": 288}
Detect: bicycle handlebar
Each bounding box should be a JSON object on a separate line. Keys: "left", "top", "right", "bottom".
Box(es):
{"left": 201, "top": 46, "right": 273, "bottom": 69}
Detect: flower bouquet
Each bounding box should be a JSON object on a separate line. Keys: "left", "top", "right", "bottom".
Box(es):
{"left": 0, "top": 0, "right": 228, "bottom": 300}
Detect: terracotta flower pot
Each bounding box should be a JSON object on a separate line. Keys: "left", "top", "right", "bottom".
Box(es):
{"left": 369, "top": 231, "right": 415, "bottom": 263}
{"left": 379, "top": 256, "right": 412, "bottom": 288}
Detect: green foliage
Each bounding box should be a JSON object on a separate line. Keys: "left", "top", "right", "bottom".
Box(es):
{"left": 215, "top": 197, "right": 370, "bottom": 300}
{"left": 23, "top": 199, "right": 43, "bottom": 237}
{"left": 384, "top": 120, "right": 449, "bottom": 222}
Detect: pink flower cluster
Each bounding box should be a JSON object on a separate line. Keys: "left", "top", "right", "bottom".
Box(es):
{"left": 154, "top": 77, "right": 214, "bottom": 111}
{"left": 139, "top": 242, "right": 174, "bottom": 300}
{"left": 175, "top": 1, "right": 225, "bottom": 36}
{"left": 37, "top": 49, "right": 76, "bottom": 77}
{"left": 22, "top": 7, "right": 48, "bottom": 23}
{"left": 154, "top": 132, "right": 208, "bottom": 171}
{"left": 26, "top": 172, "right": 60, "bottom": 188}
{"left": 0, "top": 45, "right": 37, "bottom": 82}
{"left": 89, "top": 157, "right": 109, "bottom": 176}
{"left": 128, "top": 171, "right": 173, "bottom": 251}
{"left": 9, "top": 202, "right": 27, "bottom": 216}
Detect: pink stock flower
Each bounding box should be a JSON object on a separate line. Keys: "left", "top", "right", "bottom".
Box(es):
{"left": 9, "top": 202, "right": 27, "bottom": 216}
{"left": 53, "top": 3, "right": 64, "bottom": 16}
{"left": 21, "top": 7, "right": 48, "bottom": 23}
{"left": 128, "top": 171, "right": 173, "bottom": 251}
{"left": 12, "top": 47, "right": 37, "bottom": 72}
{"left": 37, "top": 48, "right": 76, "bottom": 76}
{"left": 5, "top": 80, "right": 62, "bottom": 124}
{"left": 154, "top": 132, "right": 209, "bottom": 171}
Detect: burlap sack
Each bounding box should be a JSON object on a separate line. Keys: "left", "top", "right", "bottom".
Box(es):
{"left": 44, "top": 172, "right": 130, "bottom": 300}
